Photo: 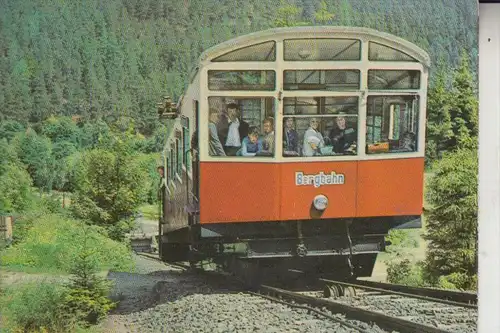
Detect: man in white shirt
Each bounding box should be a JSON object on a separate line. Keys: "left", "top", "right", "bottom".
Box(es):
{"left": 223, "top": 103, "right": 249, "bottom": 155}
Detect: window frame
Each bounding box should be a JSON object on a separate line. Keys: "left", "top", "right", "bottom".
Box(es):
{"left": 282, "top": 96, "right": 360, "bottom": 158}
{"left": 365, "top": 94, "right": 421, "bottom": 155}
{"left": 205, "top": 96, "right": 278, "bottom": 160}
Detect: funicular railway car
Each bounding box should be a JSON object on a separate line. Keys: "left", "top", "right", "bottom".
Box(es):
{"left": 158, "top": 26, "right": 430, "bottom": 283}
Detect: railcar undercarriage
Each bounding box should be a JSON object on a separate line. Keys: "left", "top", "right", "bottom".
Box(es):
{"left": 159, "top": 215, "right": 420, "bottom": 285}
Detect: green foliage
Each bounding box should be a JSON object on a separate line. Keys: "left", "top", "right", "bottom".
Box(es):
{"left": 11, "top": 129, "right": 55, "bottom": 192}
{"left": 385, "top": 229, "right": 419, "bottom": 254}
{"left": 80, "top": 120, "right": 112, "bottom": 150}
{"left": 0, "top": 162, "right": 34, "bottom": 214}
{"left": 448, "top": 52, "right": 478, "bottom": 150}
{"left": 425, "top": 52, "right": 478, "bottom": 165}
{"left": 0, "top": 120, "right": 25, "bottom": 142}
{"left": 314, "top": 0, "right": 335, "bottom": 24}
{"left": 274, "top": 0, "right": 310, "bottom": 27}
{"left": 1, "top": 213, "right": 135, "bottom": 273}
{"left": 386, "top": 259, "right": 427, "bottom": 287}
{"left": 61, "top": 233, "right": 116, "bottom": 326}
{"left": 136, "top": 153, "right": 163, "bottom": 205}
{"left": 425, "top": 61, "right": 454, "bottom": 164}
{"left": 71, "top": 128, "right": 148, "bottom": 240}
{"left": 0, "top": 282, "right": 73, "bottom": 333}
{"left": 41, "top": 116, "right": 80, "bottom": 145}
{"left": 0, "top": 1, "right": 478, "bottom": 130}
{"left": 436, "top": 272, "right": 477, "bottom": 291}
{"left": 423, "top": 148, "right": 477, "bottom": 290}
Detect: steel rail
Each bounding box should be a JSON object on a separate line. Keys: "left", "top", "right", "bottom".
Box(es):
{"left": 354, "top": 279, "right": 477, "bottom": 304}
{"left": 247, "top": 290, "right": 370, "bottom": 333}
{"left": 259, "top": 284, "right": 456, "bottom": 333}
{"left": 320, "top": 278, "right": 477, "bottom": 309}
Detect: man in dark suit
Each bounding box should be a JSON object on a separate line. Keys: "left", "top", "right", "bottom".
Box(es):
{"left": 328, "top": 115, "right": 357, "bottom": 154}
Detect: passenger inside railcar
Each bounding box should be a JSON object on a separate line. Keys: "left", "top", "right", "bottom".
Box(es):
{"left": 237, "top": 126, "right": 263, "bottom": 156}
{"left": 208, "top": 108, "right": 226, "bottom": 156}
{"left": 221, "top": 103, "right": 250, "bottom": 156}
{"left": 398, "top": 131, "right": 416, "bottom": 151}
{"left": 261, "top": 117, "right": 275, "bottom": 154}
{"left": 283, "top": 117, "right": 299, "bottom": 156}
{"left": 327, "top": 115, "right": 357, "bottom": 154}
{"left": 302, "top": 118, "right": 325, "bottom": 156}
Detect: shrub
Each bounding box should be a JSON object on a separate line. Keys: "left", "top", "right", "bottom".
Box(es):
{"left": 1, "top": 213, "right": 135, "bottom": 273}
{"left": 386, "top": 259, "right": 426, "bottom": 287}
{"left": 0, "top": 282, "right": 72, "bottom": 332}
{"left": 60, "top": 239, "right": 116, "bottom": 326}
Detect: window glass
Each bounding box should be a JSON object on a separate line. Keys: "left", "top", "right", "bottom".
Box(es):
{"left": 207, "top": 97, "right": 275, "bottom": 157}
{"left": 169, "top": 149, "right": 174, "bottom": 180}
{"left": 368, "top": 70, "right": 420, "bottom": 90}
{"left": 368, "top": 42, "right": 418, "bottom": 62}
{"left": 183, "top": 126, "right": 190, "bottom": 171}
{"left": 176, "top": 134, "right": 182, "bottom": 175}
{"left": 284, "top": 39, "right": 361, "bottom": 61}
{"left": 165, "top": 157, "right": 169, "bottom": 183}
{"left": 212, "top": 41, "right": 276, "bottom": 62}
{"left": 283, "top": 97, "right": 358, "bottom": 157}
{"left": 284, "top": 70, "right": 360, "bottom": 91}
{"left": 366, "top": 95, "right": 419, "bottom": 154}
{"left": 208, "top": 70, "right": 275, "bottom": 91}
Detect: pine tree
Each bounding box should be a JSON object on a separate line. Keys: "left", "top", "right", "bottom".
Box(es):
{"left": 423, "top": 148, "right": 477, "bottom": 290}
{"left": 314, "top": 0, "right": 334, "bottom": 25}
{"left": 425, "top": 59, "right": 453, "bottom": 163}
{"left": 273, "top": 0, "right": 309, "bottom": 27}
{"left": 448, "top": 51, "right": 478, "bottom": 150}
{"left": 62, "top": 229, "right": 116, "bottom": 325}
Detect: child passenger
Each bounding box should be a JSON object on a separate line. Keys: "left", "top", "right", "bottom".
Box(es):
{"left": 238, "top": 126, "right": 263, "bottom": 156}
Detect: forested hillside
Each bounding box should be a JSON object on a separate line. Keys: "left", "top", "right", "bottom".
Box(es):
{"left": 0, "top": 0, "right": 478, "bottom": 133}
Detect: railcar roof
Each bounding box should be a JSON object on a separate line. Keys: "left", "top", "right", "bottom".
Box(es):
{"left": 196, "top": 26, "right": 431, "bottom": 67}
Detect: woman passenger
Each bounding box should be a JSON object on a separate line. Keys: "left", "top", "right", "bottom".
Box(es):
{"left": 302, "top": 118, "right": 325, "bottom": 156}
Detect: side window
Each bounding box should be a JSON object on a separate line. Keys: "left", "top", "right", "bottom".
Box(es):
{"left": 176, "top": 133, "right": 182, "bottom": 175}
{"left": 165, "top": 157, "right": 170, "bottom": 183}
{"left": 182, "top": 121, "right": 190, "bottom": 172}
{"left": 207, "top": 97, "right": 275, "bottom": 158}
{"left": 168, "top": 149, "right": 174, "bottom": 181}
{"left": 366, "top": 95, "right": 419, "bottom": 154}
{"left": 283, "top": 97, "right": 359, "bottom": 157}
{"left": 170, "top": 144, "right": 176, "bottom": 179}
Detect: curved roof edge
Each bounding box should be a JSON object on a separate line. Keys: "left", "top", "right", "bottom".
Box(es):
{"left": 197, "top": 26, "right": 431, "bottom": 68}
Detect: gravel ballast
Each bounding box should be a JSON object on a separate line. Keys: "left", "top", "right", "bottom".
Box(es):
{"left": 102, "top": 254, "right": 385, "bottom": 333}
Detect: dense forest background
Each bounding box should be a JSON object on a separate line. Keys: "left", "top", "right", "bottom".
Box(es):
{"left": 0, "top": 0, "right": 478, "bottom": 134}
{"left": 0, "top": 5, "right": 479, "bottom": 328}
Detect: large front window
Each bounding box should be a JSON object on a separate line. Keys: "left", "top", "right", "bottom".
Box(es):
{"left": 207, "top": 97, "right": 275, "bottom": 157}
{"left": 366, "top": 95, "right": 419, "bottom": 154}
{"left": 283, "top": 97, "right": 358, "bottom": 157}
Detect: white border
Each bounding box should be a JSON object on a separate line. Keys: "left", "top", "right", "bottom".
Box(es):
{"left": 479, "top": 3, "right": 500, "bottom": 333}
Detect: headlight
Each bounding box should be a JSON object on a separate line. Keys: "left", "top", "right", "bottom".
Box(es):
{"left": 313, "top": 194, "right": 328, "bottom": 211}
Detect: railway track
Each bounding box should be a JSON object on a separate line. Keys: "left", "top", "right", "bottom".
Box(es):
{"left": 135, "top": 254, "right": 477, "bottom": 333}
{"left": 260, "top": 279, "right": 477, "bottom": 333}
